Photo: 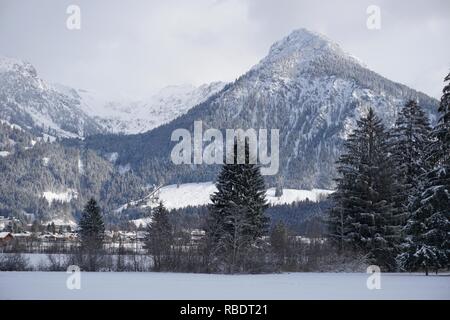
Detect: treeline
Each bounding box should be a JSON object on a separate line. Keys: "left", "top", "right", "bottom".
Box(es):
{"left": 267, "top": 200, "right": 330, "bottom": 236}
{"left": 328, "top": 73, "right": 450, "bottom": 274}
{"left": 149, "top": 199, "right": 330, "bottom": 238}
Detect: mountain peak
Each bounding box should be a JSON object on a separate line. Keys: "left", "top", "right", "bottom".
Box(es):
{"left": 247, "top": 28, "right": 364, "bottom": 84}
{"left": 271, "top": 28, "right": 333, "bottom": 49}
{"left": 0, "top": 55, "right": 37, "bottom": 77}
{"left": 267, "top": 28, "right": 342, "bottom": 60}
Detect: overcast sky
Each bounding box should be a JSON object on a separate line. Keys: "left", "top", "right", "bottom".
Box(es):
{"left": 0, "top": 0, "right": 448, "bottom": 100}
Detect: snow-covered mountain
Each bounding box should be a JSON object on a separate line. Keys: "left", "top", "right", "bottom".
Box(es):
{"left": 0, "top": 55, "right": 225, "bottom": 137}
{"left": 74, "top": 82, "right": 226, "bottom": 134}
{"left": 0, "top": 56, "right": 104, "bottom": 139}
{"left": 82, "top": 28, "right": 439, "bottom": 189}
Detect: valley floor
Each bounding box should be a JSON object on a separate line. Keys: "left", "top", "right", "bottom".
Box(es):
{"left": 0, "top": 271, "right": 448, "bottom": 300}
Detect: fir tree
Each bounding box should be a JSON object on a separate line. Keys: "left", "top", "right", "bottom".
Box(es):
{"left": 79, "top": 198, "right": 105, "bottom": 251}
{"left": 206, "top": 139, "right": 269, "bottom": 273}
{"left": 78, "top": 198, "right": 105, "bottom": 271}
{"left": 275, "top": 176, "right": 284, "bottom": 197}
{"left": 434, "top": 72, "right": 450, "bottom": 166}
{"left": 145, "top": 202, "right": 173, "bottom": 271}
{"left": 398, "top": 73, "right": 450, "bottom": 275}
{"left": 47, "top": 222, "right": 56, "bottom": 234}
{"left": 30, "top": 220, "right": 40, "bottom": 233}
{"left": 390, "top": 100, "right": 432, "bottom": 224}
{"left": 270, "top": 221, "right": 289, "bottom": 267}
{"left": 329, "top": 108, "right": 399, "bottom": 270}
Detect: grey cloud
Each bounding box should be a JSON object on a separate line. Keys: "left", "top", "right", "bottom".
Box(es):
{"left": 0, "top": 0, "right": 448, "bottom": 99}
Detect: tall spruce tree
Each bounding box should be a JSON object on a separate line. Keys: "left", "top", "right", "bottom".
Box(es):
{"left": 79, "top": 198, "right": 105, "bottom": 251}
{"left": 329, "top": 108, "right": 399, "bottom": 270}
{"left": 78, "top": 198, "right": 105, "bottom": 271}
{"left": 145, "top": 202, "right": 173, "bottom": 271}
{"left": 206, "top": 139, "right": 269, "bottom": 273}
{"left": 435, "top": 72, "right": 450, "bottom": 166}
{"left": 397, "top": 73, "right": 450, "bottom": 275}
{"left": 270, "top": 221, "right": 289, "bottom": 268}
{"left": 390, "top": 100, "right": 432, "bottom": 223}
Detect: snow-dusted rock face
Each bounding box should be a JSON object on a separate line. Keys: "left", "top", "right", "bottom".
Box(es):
{"left": 75, "top": 82, "right": 226, "bottom": 134}
{"left": 208, "top": 30, "right": 438, "bottom": 188}
{"left": 0, "top": 55, "right": 225, "bottom": 137}
{"left": 0, "top": 56, "right": 104, "bottom": 139}
{"left": 83, "top": 29, "right": 439, "bottom": 189}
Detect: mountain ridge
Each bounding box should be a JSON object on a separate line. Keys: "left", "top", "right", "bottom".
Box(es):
{"left": 79, "top": 28, "right": 439, "bottom": 189}
{"left": 0, "top": 54, "right": 226, "bottom": 137}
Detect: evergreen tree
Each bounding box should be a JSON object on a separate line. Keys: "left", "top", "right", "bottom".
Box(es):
{"left": 145, "top": 202, "right": 173, "bottom": 271}
{"left": 329, "top": 108, "right": 399, "bottom": 270}
{"left": 78, "top": 198, "right": 105, "bottom": 271}
{"left": 434, "top": 72, "right": 450, "bottom": 166}
{"left": 270, "top": 221, "right": 289, "bottom": 267}
{"left": 398, "top": 73, "right": 450, "bottom": 275}
{"left": 390, "top": 100, "right": 432, "bottom": 224}
{"left": 79, "top": 198, "right": 105, "bottom": 251}
{"left": 206, "top": 139, "right": 269, "bottom": 273}
{"left": 30, "top": 220, "right": 40, "bottom": 233}
{"left": 46, "top": 223, "right": 51, "bottom": 233}
{"left": 275, "top": 176, "right": 284, "bottom": 197}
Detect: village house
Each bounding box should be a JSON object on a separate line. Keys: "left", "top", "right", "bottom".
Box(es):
{"left": 0, "top": 232, "right": 13, "bottom": 246}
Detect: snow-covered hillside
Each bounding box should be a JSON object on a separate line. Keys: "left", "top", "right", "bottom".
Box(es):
{"left": 75, "top": 82, "right": 226, "bottom": 134}
{"left": 0, "top": 55, "right": 225, "bottom": 137}
{"left": 42, "top": 189, "right": 78, "bottom": 205}
{"left": 124, "top": 181, "right": 332, "bottom": 212}
{"left": 44, "top": 218, "right": 78, "bottom": 228}
{"left": 0, "top": 56, "right": 104, "bottom": 139}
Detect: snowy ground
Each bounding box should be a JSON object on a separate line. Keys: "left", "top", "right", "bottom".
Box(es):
{"left": 0, "top": 272, "right": 448, "bottom": 300}
{"left": 155, "top": 182, "right": 333, "bottom": 210}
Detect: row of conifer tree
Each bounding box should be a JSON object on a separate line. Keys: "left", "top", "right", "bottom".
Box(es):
{"left": 328, "top": 73, "right": 450, "bottom": 274}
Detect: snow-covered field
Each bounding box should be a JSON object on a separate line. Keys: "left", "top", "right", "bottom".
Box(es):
{"left": 0, "top": 272, "right": 448, "bottom": 300}
{"left": 156, "top": 182, "right": 333, "bottom": 210}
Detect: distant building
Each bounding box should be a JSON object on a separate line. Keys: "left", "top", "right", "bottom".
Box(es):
{"left": 0, "top": 232, "right": 13, "bottom": 246}
{"left": 190, "top": 229, "right": 205, "bottom": 245}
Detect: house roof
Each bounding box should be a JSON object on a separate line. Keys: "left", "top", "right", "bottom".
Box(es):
{"left": 0, "top": 232, "right": 12, "bottom": 239}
